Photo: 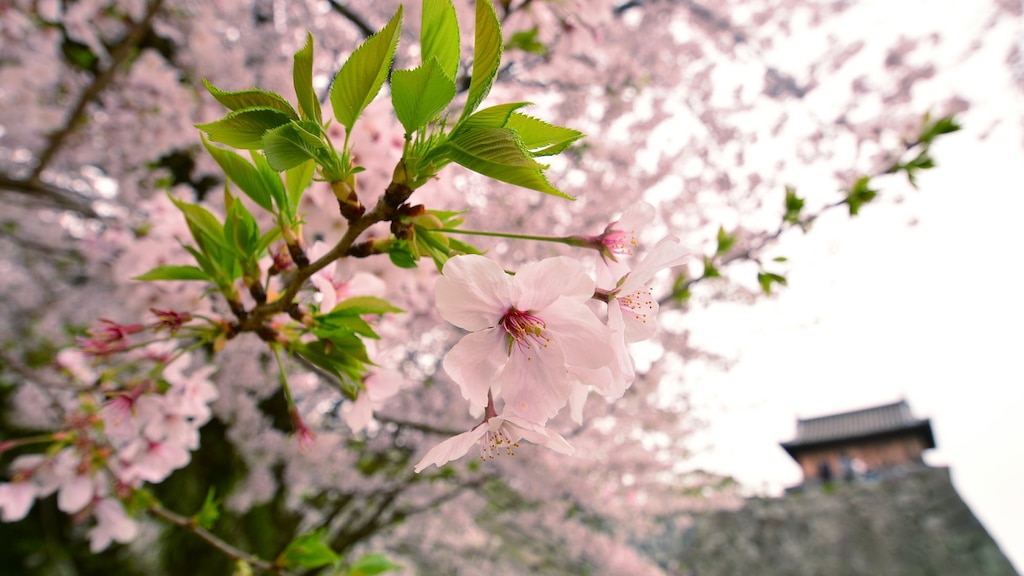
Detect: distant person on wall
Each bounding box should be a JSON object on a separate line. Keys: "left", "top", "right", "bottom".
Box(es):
{"left": 818, "top": 460, "right": 833, "bottom": 483}
{"left": 840, "top": 453, "right": 854, "bottom": 482}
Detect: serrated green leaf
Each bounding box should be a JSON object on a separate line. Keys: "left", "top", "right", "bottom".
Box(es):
{"left": 459, "top": 102, "right": 531, "bottom": 130}
{"left": 350, "top": 553, "right": 402, "bottom": 576}
{"left": 202, "top": 79, "right": 299, "bottom": 120}
{"left": 392, "top": 58, "right": 457, "bottom": 134}
{"left": 421, "top": 0, "right": 460, "bottom": 81}
{"left": 278, "top": 530, "right": 340, "bottom": 570}
{"left": 331, "top": 7, "right": 404, "bottom": 132}
{"left": 293, "top": 33, "right": 322, "bottom": 125}
{"left": 202, "top": 138, "right": 275, "bottom": 212}
{"left": 196, "top": 107, "right": 294, "bottom": 150}
{"left": 285, "top": 159, "right": 316, "bottom": 216}
{"left": 459, "top": 0, "right": 502, "bottom": 122}
{"left": 507, "top": 113, "right": 584, "bottom": 156}
{"left": 263, "top": 121, "right": 330, "bottom": 172}
{"left": 224, "top": 195, "right": 260, "bottom": 258}
{"left": 440, "top": 127, "right": 571, "bottom": 198}
{"left": 132, "top": 265, "right": 210, "bottom": 282}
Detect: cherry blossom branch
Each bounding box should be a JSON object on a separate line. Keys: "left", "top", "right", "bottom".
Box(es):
{"left": 29, "top": 0, "right": 166, "bottom": 182}
{"left": 663, "top": 130, "right": 950, "bottom": 304}
{"left": 148, "top": 504, "right": 295, "bottom": 576}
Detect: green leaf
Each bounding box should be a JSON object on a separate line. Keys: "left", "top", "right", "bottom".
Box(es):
{"left": 439, "top": 126, "right": 571, "bottom": 198}
{"left": 458, "top": 0, "right": 503, "bottom": 122}
{"left": 350, "top": 553, "right": 402, "bottom": 576}
{"left": 844, "top": 176, "right": 877, "bottom": 216}
{"left": 132, "top": 264, "right": 210, "bottom": 282}
{"left": 783, "top": 186, "right": 804, "bottom": 226}
{"left": 285, "top": 159, "right": 316, "bottom": 216}
{"left": 250, "top": 152, "right": 290, "bottom": 217}
{"left": 421, "top": 0, "right": 461, "bottom": 81}
{"left": 194, "top": 488, "right": 221, "bottom": 530}
{"left": 201, "top": 80, "right": 299, "bottom": 120}
{"left": 388, "top": 240, "right": 418, "bottom": 268}
{"left": 202, "top": 138, "right": 275, "bottom": 212}
{"left": 505, "top": 26, "right": 548, "bottom": 57}
{"left": 278, "top": 530, "right": 340, "bottom": 570}
{"left": 918, "top": 113, "right": 961, "bottom": 145}
{"left": 508, "top": 113, "right": 584, "bottom": 156}
{"left": 263, "top": 120, "right": 331, "bottom": 172}
{"left": 702, "top": 256, "right": 720, "bottom": 279}
{"left": 327, "top": 296, "right": 404, "bottom": 316}
{"left": 196, "top": 107, "right": 294, "bottom": 150}
{"left": 170, "top": 196, "right": 231, "bottom": 253}
{"left": 715, "top": 226, "right": 735, "bottom": 256}
{"left": 293, "top": 32, "right": 323, "bottom": 125}
{"left": 757, "top": 271, "right": 787, "bottom": 294}
{"left": 459, "top": 102, "right": 531, "bottom": 130}
{"left": 294, "top": 339, "right": 369, "bottom": 388}
{"left": 391, "top": 58, "right": 457, "bottom": 134}
{"left": 224, "top": 194, "right": 260, "bottom": 259}
{"left": 330, "top": 6, "right": 404, "bottom": 132}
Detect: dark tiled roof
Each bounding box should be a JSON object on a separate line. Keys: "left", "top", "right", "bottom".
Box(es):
{"left": 780, "top": 400, "right": 935, "bottom": 452}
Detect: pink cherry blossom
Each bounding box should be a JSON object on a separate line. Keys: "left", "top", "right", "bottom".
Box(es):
{"left": 0, "top": 481, "right": 36, "bottom": 522}
{"left": 88, "top": 498, "right": 138, "bottom": 552}
{"left": 608, "top": 236, "right": 689, "bottom": 343}
{"left": 435, "top": 255, "right": 615, "bottom": 424}
{"left": 414, "top": 413, "right": 573, "bottom": 473}
{"left": 308, "top": 241, "right": 386, "bottom": 312}
{"left": 343, "top": 367, "right": 407, "bottom": 433}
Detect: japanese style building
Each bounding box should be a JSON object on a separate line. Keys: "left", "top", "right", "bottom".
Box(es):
{"left": 780, "top": 399, "right": 936, "bottom": 484}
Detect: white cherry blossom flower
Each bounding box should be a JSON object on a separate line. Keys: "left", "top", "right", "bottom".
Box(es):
{"left": 414, "top": 413, "right": 573, "bottom": 473}
{"left": 436, "top": 255, "right": 615, "bottom": 424}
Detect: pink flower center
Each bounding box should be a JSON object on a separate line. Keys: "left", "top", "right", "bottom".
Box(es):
{"left": 500, "top": 308, "right": 550, "bottom": 358}
{"left": 602, "top": 228, "right": 637, "bottom": 256}
{"left": 618, "top": 288, "right": 655, "bottom": 323}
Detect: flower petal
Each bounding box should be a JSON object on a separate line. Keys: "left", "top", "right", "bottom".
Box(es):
{"left": 443, "top": 327, "right": 506, "bottom": 408}
{"left": 414, "top": 424, "right": 488, "bottom": 472}
{"left": 435, "top": 255, "right": 514, "bottom": 331}
{"left": 514, "top": 256, "right": 593, "bottom": 310}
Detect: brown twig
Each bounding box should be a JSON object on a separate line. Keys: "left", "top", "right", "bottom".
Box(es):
{"left": 29, "top": 0, "right": 166, "bottom": 181}
{"left": 148, "top": 505, "right": 294, "bottom": 576}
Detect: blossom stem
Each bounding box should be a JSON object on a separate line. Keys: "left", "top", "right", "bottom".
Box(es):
{"left": 437, "top": 228, "right": 582, "bottom": 245}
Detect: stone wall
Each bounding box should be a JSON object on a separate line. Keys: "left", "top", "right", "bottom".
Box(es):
{"left": 652, "top": 466, "right": 1017, "bottom": 576}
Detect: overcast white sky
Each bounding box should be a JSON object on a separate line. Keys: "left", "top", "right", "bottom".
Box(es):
{"left": 683, "top": 95, "right": 1024, "bottom": 571}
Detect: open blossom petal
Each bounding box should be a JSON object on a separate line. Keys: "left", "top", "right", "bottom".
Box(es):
{"left": 0, "top": 482, "right": 36, "bottom": 522}
{"left": 435, "top": 255, "right": 516, "bottom": 331}
{"left": 88, "top": 498, "right": 138, "bottom": 552}
{"left": 442, "top": 327, "right": 507, "bottom": 408}
{"left": 414, "top": 414, "right": 573, "bottom": 473}
{"left": 57, "top": 473, "right": 95, "bottom": 514}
